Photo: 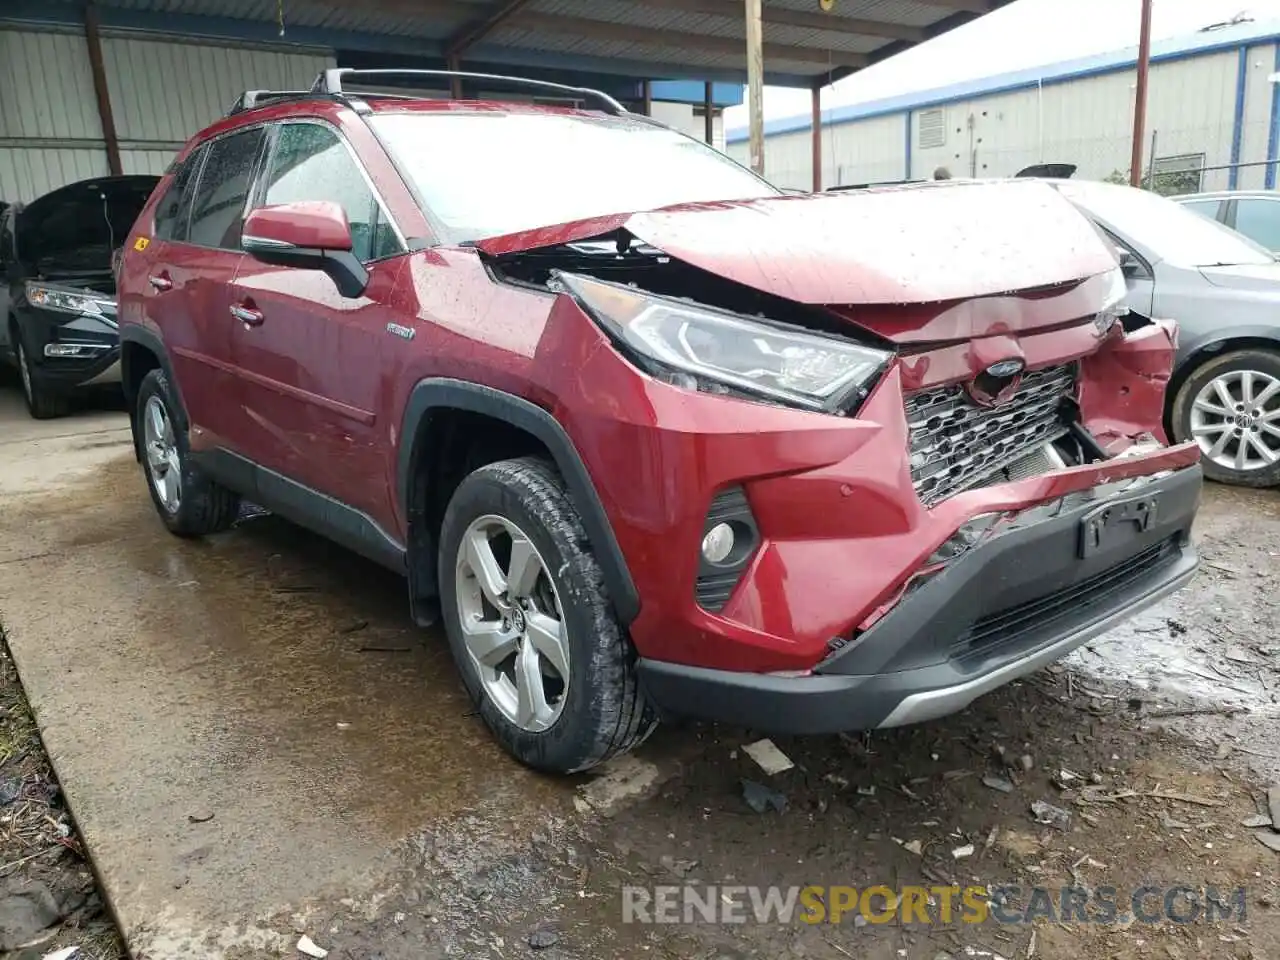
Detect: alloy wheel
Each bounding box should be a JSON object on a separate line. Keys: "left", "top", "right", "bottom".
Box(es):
{"left": 455, "top": 514, "right": 570, "bottom": 733}
{"left": 1189, "top": 369, "right": 1280, "bottom": 472}
{"left": 143, "top": 395, "right": 183, "bottom": 512}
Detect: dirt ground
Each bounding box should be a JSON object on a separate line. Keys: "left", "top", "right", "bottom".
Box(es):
{"left": 0, "top": 382, "right": 1277, "bottom": 960}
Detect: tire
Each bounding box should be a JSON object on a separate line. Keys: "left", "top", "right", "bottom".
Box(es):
{"left": 438, "top": 456, "right": 656, "bottom": 773}
{"left": 16, "top": 336, "right": 69, "bottom": 420}
{"left": 1170, "top": 349, "right": 1280, "bottom": 488}
{"left": 136, "top": 368, "right": 241, "bottom": 536}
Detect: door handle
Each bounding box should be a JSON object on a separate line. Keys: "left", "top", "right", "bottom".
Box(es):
{"left": 148, "top": 273, "right": 172, "bottom": 291}
{"left": 230, "top": 303, "right": 264, "bottom": 326}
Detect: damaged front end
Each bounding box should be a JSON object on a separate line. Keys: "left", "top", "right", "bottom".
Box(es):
{"left": 475, "top": 187, "right": 1199, "bottom": 682}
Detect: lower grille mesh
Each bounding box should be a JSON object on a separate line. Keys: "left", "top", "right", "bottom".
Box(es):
{"left": 952, "top": 537, "right": 1179, "bottom": 664}
{"left": 905, "top": 364, "right": 1076, "bottom": 506}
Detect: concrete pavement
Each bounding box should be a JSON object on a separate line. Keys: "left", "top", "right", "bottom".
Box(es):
{"left": 0, "top": 384, "right": 672, "bottom": 957}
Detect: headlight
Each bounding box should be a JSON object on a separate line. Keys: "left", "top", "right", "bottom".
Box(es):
{"left": 1093, "top": 267, "right": 1129, "bottom": 336}
{"left": 25, "top": 283, "right": 114, "bottom": 318}
{"left": 554, "top": 271, "right": 890, "bottom": 411}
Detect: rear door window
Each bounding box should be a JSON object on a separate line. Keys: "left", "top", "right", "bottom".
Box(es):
{"left": 153, "top": 148, "right": 205, "bottom": 242}
{"left": 188, "top": 128, "right": 267, "bottom": 250}
{"left": 257, "top": 122, "right": 402, "bottom": 262}
{"left": 1231, "top": 198, "right": 1280, "bottom": 251}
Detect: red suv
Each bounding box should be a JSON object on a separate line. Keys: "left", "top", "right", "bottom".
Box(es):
{"left": 117, "top": 70, "right": 1202, "bottom": 773}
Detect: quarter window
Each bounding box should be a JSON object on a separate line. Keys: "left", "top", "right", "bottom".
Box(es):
{"left": 187, "top": 128, "right": 267, "bottom": 250}
{"left": 1232, "top": 198, "right": 1280, "bottom": 252}
{"left": 259, "top": 123, "right": 401, "bottom": 262}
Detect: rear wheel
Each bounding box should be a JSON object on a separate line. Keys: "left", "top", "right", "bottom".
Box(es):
{"left": 1172, "top": 349, "right": 1280, "bottom": 487}
{"left": 438, "top": 457, "right": 655, "bottom": 773}
{"left": 137, "top": 368, "right": 240, "bottom": 536}
{"left": 16, "top": 338, "right": 69, "bottom": 420}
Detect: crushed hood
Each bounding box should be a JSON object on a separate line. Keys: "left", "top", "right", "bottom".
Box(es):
{"left": 475, "top": 180, "right": 1118, "bottom": 307}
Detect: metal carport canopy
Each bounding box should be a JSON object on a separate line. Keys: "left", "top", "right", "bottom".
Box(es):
{"left": 77, "top": 0, "right": 1009, "bottom": 89}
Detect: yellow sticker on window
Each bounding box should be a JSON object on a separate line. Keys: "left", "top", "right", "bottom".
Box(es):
{"left": 133, "top": 236, "right": 150, "bottom": 251}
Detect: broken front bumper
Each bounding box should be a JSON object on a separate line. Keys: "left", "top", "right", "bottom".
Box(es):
{"left": 637, "top": 463, "right": 1200, "bottom": 734}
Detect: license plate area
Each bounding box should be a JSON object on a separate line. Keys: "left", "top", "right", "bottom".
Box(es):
{"left": 1079, "top": 493, "right": 1159, "bottom": 558}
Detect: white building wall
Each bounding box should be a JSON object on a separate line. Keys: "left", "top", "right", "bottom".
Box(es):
{"left": 650, "top": 101, "right": 725, "bottom": 150}
{"left": 0, "top": 28, "right": 107, "bottom": 199}
{"left": 734, "top": 43, "right": 1280, "bottom": 195}
{"left": 0, "top": 27, "right": 333, "bottom": 201}
{"left": 103, "top": 36, "right": 334, "bottom": 177}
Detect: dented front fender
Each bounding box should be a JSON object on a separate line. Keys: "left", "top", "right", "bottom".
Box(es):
{"left": 1078, "top": 316, "right": 1178, "bottom": 451}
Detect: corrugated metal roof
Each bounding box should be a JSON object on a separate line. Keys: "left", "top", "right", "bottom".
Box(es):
{"left": 75, "top": 0, "right": 1001, "bottom": 85}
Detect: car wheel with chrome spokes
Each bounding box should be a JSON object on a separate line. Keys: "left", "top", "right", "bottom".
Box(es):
{"left": 1173, "top": 349, "right": 1280, "bottom": 488}
{"left": 438, "top": 457, "right": 655, "bottom": 773}
{"left": 135, "top": 368, "right": 241, "bottom": 536}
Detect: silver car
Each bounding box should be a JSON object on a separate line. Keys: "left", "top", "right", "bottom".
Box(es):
{"left": 1054, "top": 180, "right": 1280, "bottom": 488}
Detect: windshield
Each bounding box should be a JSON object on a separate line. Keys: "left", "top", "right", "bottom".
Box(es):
{"left": 370, "top": 111, "right": 778, "bottom": 242}
{"left": 1058, "top": 180, "right": 1274, "bottom": 268}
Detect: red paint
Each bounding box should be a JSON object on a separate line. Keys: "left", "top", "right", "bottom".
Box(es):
{"left": 118, "top": 96, "right": 1198, "bottom": 678}
{"left": 242, "top": 201, "right": 354, "bottom": 251}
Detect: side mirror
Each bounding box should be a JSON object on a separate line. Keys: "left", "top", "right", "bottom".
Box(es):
{"left": 242, "top": 201, "right": 368, "bottom": 298}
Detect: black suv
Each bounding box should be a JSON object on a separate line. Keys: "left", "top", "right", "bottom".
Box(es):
{"left": 1, "top": 175, "right": 157, "bottom": 418}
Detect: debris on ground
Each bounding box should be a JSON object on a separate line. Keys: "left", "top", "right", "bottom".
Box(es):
{"left": 1160, "top": 813, "right": 1191, "bottom": 830}
{"left": 951, "top": 844, "right": 974, "bottom": 859}
{"left": 903, "top": 840, "right": 923, "bottom": 856}
{"left": 1030, "top": 800, "right": 1071, "bottom": 831}
{"left": 186, "top": 810, "right": 214, "bottom": 824}
{"left": 742, "top": 739, "right": 794, "bottom": 776}
{"left": 0, "top": 879, "right": 60, "bottom": 950}
{"left": 981, "top": 775, "right": 1014, "bottom": 794}
{"left": 741, "top": 780, "right": 788, "bottom": 814}
{"left": 0, "top": 777, "right": 23, "bottom": 806}
{"left": 1242, "top": 813, "right": 1273, "bottom": 829}
{"left": 1256, "top": 832, "right": 1280, "bottom": 853}
{"left": 1267, "top": 786, "right": 1280, "bottom": 828}
{"left": 659, "top": 855, "right": 698, "bottom": 878}
{"left": 42, "top": 946, "right": 80, "bottom": 960}
{"left": 527, "top": 926, "right": 560, "bottom": 950}
{"left": 296, "top": 933, "right": 329, "bottom": 958}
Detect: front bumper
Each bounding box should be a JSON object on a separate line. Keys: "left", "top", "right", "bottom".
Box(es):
{"left": 638, "top": 464, "right": 1200, "bottom": 734}
{"left": 16, "top": 306, "right": 120, "bottom": 389}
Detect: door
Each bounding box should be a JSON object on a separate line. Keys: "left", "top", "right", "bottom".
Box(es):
{"left": 146, "top": 128, "right": 267, "bottom": 451}
{"left": 230, "top": 120, "right": 406, "bottom": 528}
{"left": 1227, "top": 196, "right": 1280, "bottom": 253}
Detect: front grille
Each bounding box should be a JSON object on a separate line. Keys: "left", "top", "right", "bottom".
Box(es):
{"left": 951, "top": 536, "right": 1179, "bottom": 664}
{"left": 905, "top": 364, "right": 1076, "bottom": 505}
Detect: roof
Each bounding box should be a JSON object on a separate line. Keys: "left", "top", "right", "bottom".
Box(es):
{"left": 727, "top": 15, "right": 1280, "bottom": 140}
{"left": 3, "top": 0, "right": 1012, "bottom": 90}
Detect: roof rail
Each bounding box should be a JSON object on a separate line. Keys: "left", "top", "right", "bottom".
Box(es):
{"left": 227, "top": 89, "right": 312, "bottom": 115}
{"left": 312, "top": 69, "right": 628, "bottom": 116}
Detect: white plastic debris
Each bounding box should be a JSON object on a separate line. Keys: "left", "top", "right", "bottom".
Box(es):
{"left": 951, "top": 844, "right": 975, "bottom": 859}
{"left": 904, "top": 839, "right": 924, "bottom": 855}
{"left": 42, "top": 948, "right": 80, "bottom": 960}
{"left": 297, "top": 934, "right": 329, "bottom": 958}
{"left": 743, "top": 739, "right": 794, "bottom": 775}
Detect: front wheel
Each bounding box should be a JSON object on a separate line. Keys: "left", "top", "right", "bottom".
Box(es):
{"left": 1171, "top": 349, "right": 1280, "bottom": 487}
{"left": 16, "top": 338, "right": 69, "bottom": 420}
{"left": 438, "top": 457, "right": 655, "bottom": 773}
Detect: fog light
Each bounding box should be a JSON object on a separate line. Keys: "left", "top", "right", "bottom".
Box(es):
{"left": 701, "top": 523, "right": 735, "bottom": 564}
{"left": 44, "top": 343, "right": 87, "bottom": 357}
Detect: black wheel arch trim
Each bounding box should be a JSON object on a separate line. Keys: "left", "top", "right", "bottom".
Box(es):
{"left": 120, "top": 325, "right": 191, "bottom": 464}
{"left": 398, "top": 378, "right": 640, "bottom": 624}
